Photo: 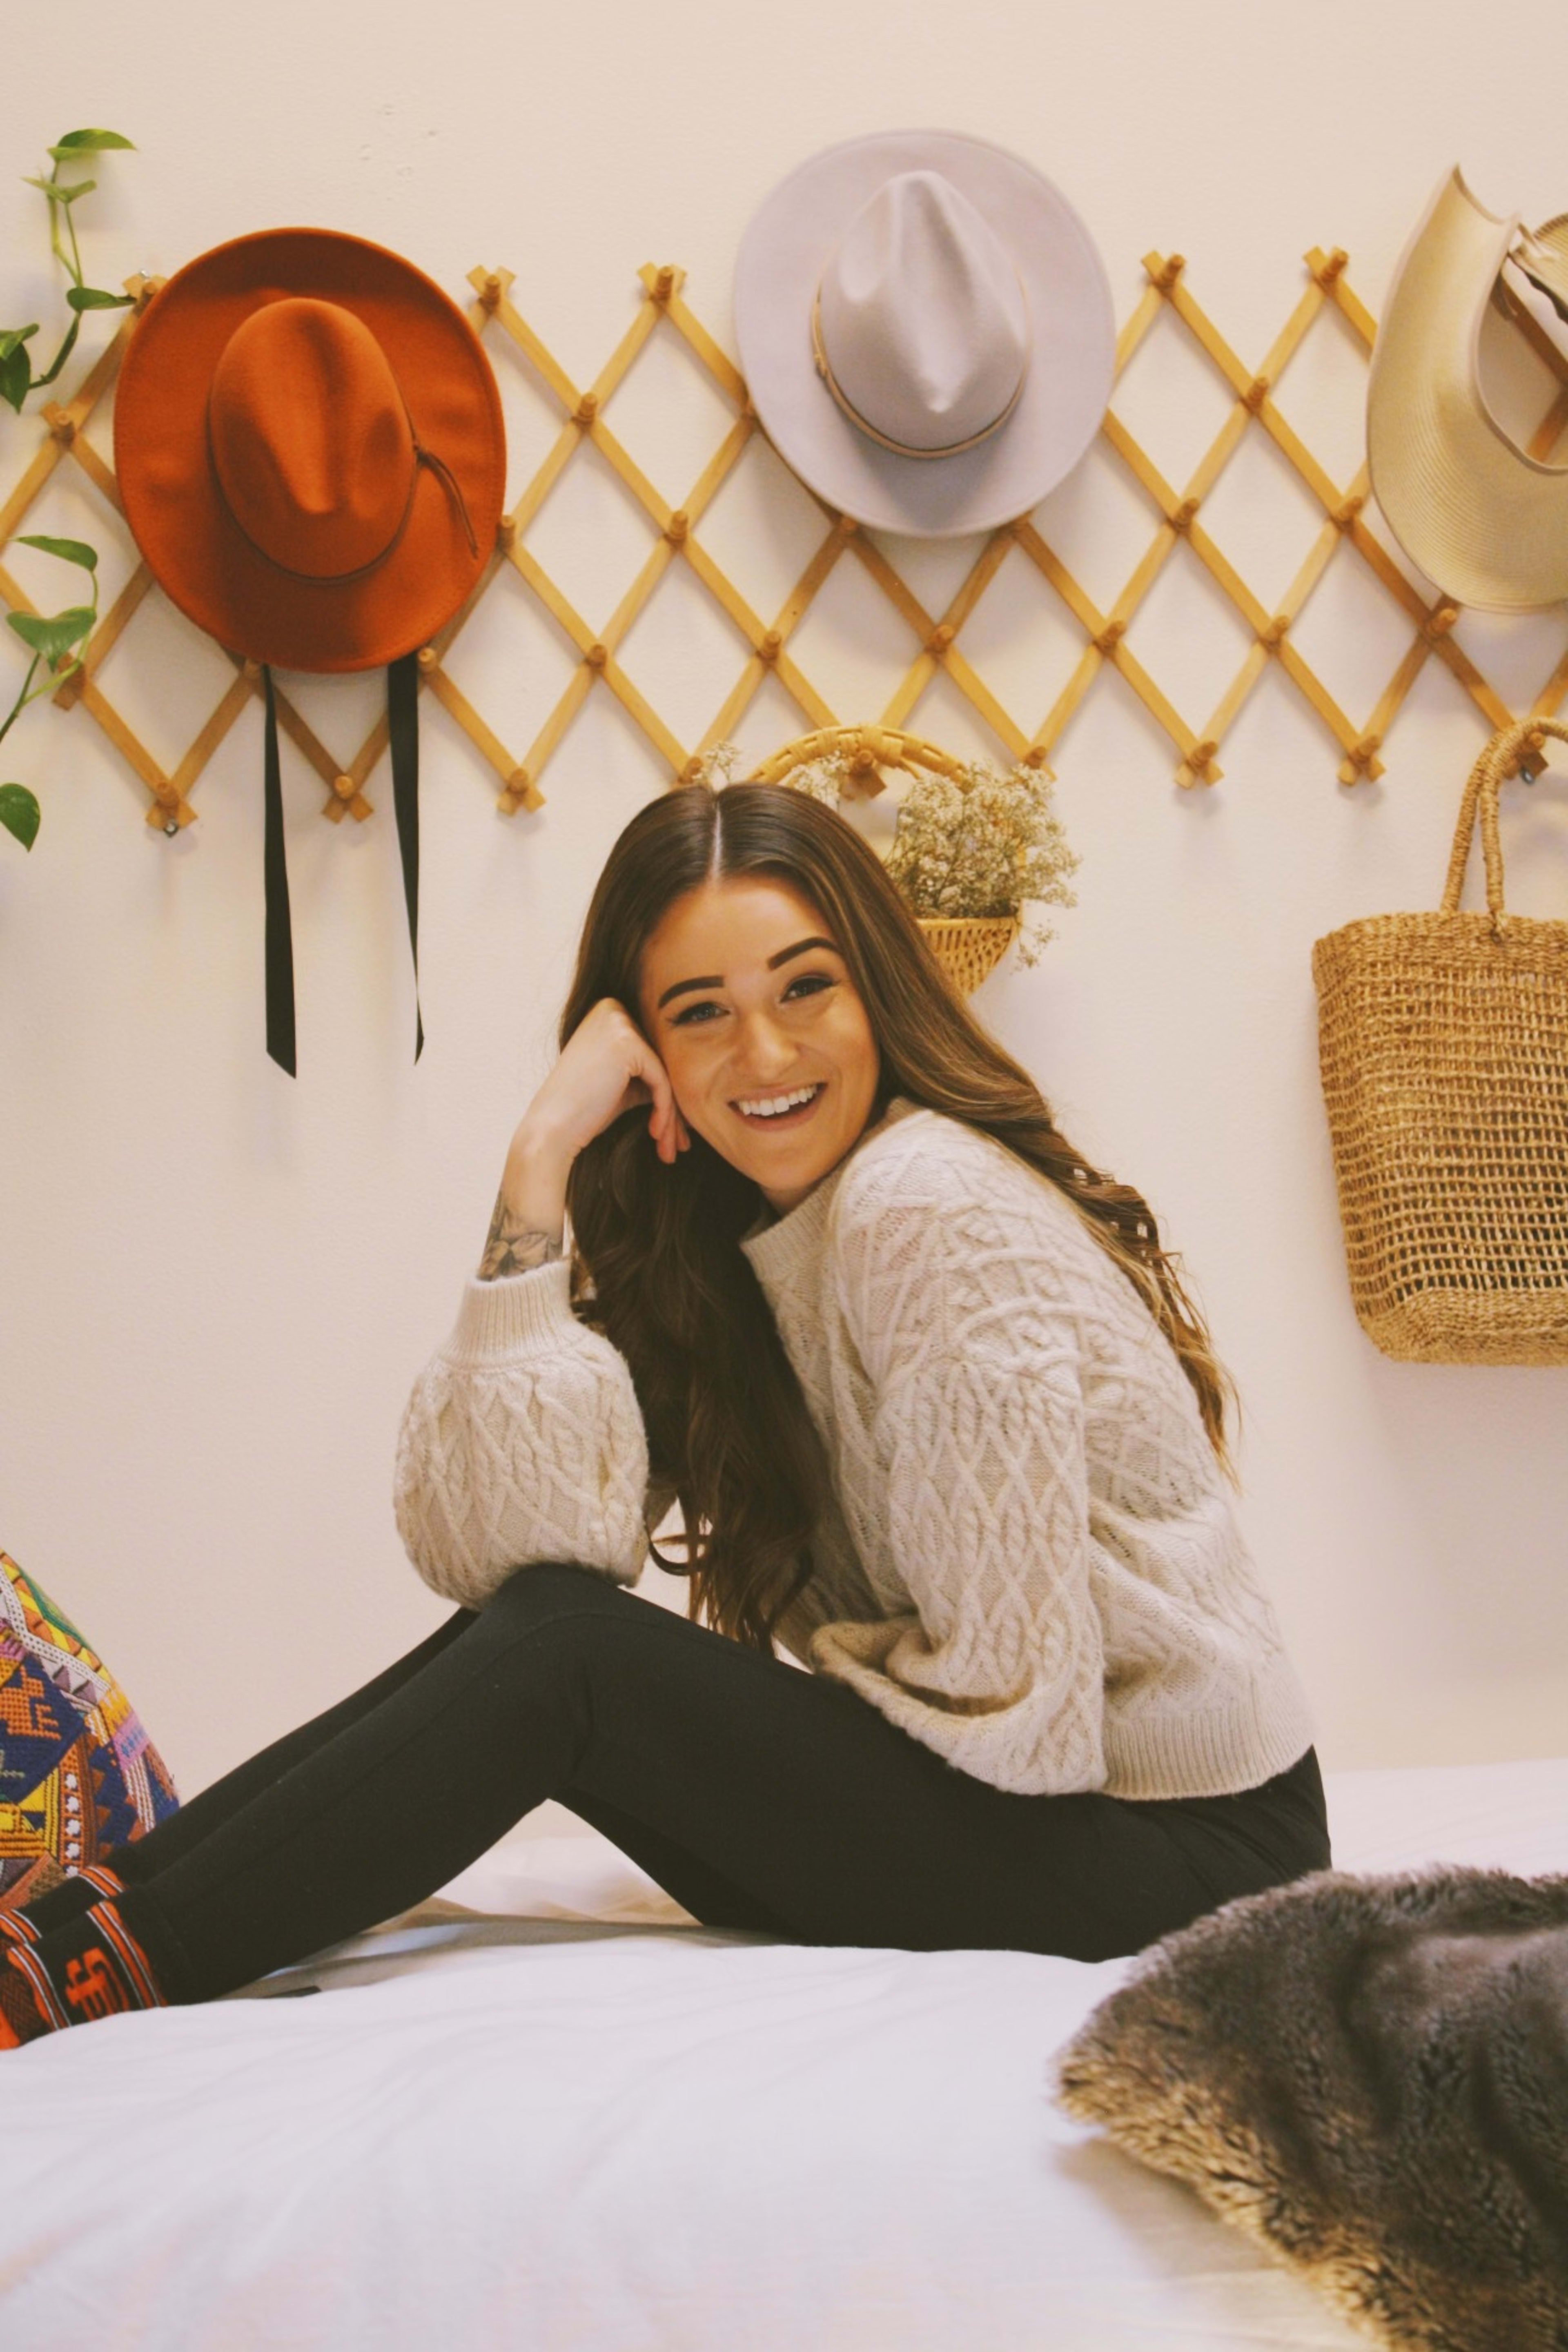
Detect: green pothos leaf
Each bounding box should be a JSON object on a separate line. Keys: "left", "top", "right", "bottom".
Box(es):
{"left": 0, "top": 785, "right": 41, "bottom": 851}
{"left": 15, "top": 535, "right": 98, "bottom": 571}
{"left": 6, "top": 606, "right": 95, "bottom": 663}
{"left": 0, "top": 346, "right": 31, "bottom": 412}
{"left": 47, "top": 129, "right": 135, "bottom": 156}
{"left": 64, "top": 285, "right": 131, "bottom": 313}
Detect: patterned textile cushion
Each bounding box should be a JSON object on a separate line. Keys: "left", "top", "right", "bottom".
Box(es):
{"left": 0, "top": 1550, "right": 180, "bottom": 1908}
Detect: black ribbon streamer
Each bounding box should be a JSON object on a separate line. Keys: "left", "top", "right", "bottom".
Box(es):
{"left": 261, "top": 657, "right": 425, "bottom": 1076}
{"left": 388, "top": 648, "right": 425, "bottom": 1065}
{"left": 262, "top": 665, "right": 296, "bottom": 1078}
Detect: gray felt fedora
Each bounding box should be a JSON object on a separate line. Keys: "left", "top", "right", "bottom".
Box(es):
{"left": 733, "top": 128, "right": 1116, "bottom": 539}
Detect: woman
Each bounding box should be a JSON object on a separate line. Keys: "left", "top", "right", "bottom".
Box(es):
{"left": 1, "top": 780, "right": 1327, "bottom": 2048}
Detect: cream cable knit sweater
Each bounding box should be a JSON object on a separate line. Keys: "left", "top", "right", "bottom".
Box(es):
{"left": 392, "top": 1097, "right": 1315, "bottom": 1801}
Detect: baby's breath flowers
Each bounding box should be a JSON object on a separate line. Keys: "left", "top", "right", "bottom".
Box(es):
{"left": 880, "top": 756, "right": 1079, "bottom": 967}
{"left": 686, "top": 739, "right": 1080, "bottom": 969}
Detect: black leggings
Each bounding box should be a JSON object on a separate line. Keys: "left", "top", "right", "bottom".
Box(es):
{"left": 104, "top": 1562, "right": 1332, "bottom": 2003}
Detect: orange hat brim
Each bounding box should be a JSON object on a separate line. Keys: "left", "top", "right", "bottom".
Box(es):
{"left": 114, "top": 227, "right": 506, "bottom": 674}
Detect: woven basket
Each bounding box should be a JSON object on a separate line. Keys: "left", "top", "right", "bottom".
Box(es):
{"left": 915, "top": 913, "right": 1020, "bottom": 994}
{"left": 1311, "top": 716, "right": 1568, "bottom": 1364}
{"left": 750, "top": 724, "right": 1021, "bottom": 996}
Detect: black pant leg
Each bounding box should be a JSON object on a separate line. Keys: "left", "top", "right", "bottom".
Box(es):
{"left": 110, "top": 1607, "right": 477, "bottom": 1884}
{"left": 117, "top": 1561, "right": 1313, "bottom": 2004}
{"left": 551, "top": 1784, "right": 792, "bottom": 1935}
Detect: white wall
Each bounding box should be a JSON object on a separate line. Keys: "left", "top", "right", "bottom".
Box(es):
{"left": 4, "top": 0, "right": 1566, "bottom": 1801}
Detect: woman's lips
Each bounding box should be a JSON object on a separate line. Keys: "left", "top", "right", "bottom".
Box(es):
{"left": 732, "top": 1082, "right": 825, "bottom": 1131}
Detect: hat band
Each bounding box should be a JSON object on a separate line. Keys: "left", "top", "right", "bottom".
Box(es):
{"left": 206, "top": 404, "right": 481, "bottom": 587}
{"left": 808, "top": 288, "right": 1029, "bottom": 461}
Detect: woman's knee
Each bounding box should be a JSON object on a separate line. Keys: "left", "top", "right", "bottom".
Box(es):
{"left": 479, "top": 1559, "right": 637, "bottom": 1625}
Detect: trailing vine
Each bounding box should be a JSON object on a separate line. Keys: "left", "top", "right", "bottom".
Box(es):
{"left": 0, "top": 128, "right": 134, "bottom": 851}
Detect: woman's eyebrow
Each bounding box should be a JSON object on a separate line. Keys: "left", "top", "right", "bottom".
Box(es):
{"left": 655, "top": 936, "right": 840, "bottom": 1011}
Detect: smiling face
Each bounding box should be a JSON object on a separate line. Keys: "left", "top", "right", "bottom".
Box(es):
{"left": 636, "top": 875, "right": 882, "bottom": 1214}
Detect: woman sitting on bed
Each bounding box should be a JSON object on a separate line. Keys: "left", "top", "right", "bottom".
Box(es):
{"left": 2, "top": 780, "right": 1330, "bottom": 2049}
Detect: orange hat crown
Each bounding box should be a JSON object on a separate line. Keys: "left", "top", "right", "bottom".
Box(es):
{"left": 208, "top": 298, "right": 419, "bottom": 582}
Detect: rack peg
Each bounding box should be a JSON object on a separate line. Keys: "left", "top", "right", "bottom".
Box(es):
{"left": 575, "top": 392, "right": 599, "bottom": 427}
{"left": 759, "top": 629, "right": 782, "bottom": 662}
{"left": 585, "top": 641, "right": 608, "bottom": 669}
{"left": 651, "top": 267, "right": 676, "bottom": 303}
{"left": 1514, "top": 728, "right": 1548, "bottom": 785}
{"left": 928, "top": 623, "right": 954, "bottom": 656}
{"left": 416, "top": 645, "right": 438, "bottom": 671}
{"left": 1242, "top": 376, "right": 1270, "bottom": 414}
{"left": 665, "top": 510, "right": 689, "bottom": 544}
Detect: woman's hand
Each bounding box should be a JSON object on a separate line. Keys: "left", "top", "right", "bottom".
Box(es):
{"left": 478, "top": 1002, "right": 689, "bottom": 1280}
{"left": 518, "top": 997, "right": 691, "bottom": 1169}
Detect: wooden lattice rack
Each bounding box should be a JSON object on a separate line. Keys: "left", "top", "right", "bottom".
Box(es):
{"left": 2, "top": 241, "right": 1566, "bottom": 838}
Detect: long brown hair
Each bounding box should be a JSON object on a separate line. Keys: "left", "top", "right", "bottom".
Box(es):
{"left": 560, "top": 778, "right": 1244, "bottom": 1653}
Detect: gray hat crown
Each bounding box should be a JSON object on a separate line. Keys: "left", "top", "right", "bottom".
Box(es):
{"left": 815, "top": 169, "right": 1032, "bottom": 456}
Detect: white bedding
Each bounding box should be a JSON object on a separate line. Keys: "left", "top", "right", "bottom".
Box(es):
{"left": 4, "top": 1758, "right": 1565, "bottom": 2351}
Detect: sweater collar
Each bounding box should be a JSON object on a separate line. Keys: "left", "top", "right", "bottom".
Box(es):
{"left": 738, "top": 1093, "right": 922, "bottom": 1288}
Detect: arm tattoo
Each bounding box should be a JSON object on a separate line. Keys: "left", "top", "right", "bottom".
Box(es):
{"left": 477, "top": 1191, "right": 565, "bottom": 1282}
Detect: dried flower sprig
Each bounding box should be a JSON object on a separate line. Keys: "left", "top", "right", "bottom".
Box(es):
{"left": 685, "top": 739, "right": 1080, "bottom": 968}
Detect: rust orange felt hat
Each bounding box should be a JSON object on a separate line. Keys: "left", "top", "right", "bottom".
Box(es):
{"left": 112, "top": 228, "right": 507, "bottom": 1078}
{"left": 114, "top": 226, "right": 506, "bottom": 672}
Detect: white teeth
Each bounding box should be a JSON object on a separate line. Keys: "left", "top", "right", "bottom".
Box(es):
{"left": 735, "top": 1084, "right": 821, "bottom": 1120}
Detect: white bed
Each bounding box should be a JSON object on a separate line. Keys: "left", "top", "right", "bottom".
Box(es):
{"left": 4, "top": 1758, "right": 1566, "bottom": 2350}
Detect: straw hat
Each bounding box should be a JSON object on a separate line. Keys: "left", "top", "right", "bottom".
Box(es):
{"left": 1366, "top": 167, "right": 1568, "bottom": 612}
{"left": 733, "top": 130, "right": 1116, "bottom": 539}
{"left": 114, "top": 226, "right": 506, "bottom": 670}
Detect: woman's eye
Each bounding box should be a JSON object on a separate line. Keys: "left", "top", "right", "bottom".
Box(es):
{"left": 671, "top": 974, "right": 834, "bottom": 1027}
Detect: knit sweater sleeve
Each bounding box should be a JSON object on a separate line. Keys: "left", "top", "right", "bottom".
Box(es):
{"left": 392, "top": 1256, "right": 666, "bottom": 1608}
{"left": 824, "top": 1153, "right": 1108, "bottom": 1796}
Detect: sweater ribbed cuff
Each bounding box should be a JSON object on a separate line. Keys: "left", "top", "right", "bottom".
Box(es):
{"left": 441, "top": 1257, "right": 577, "bottom": 1363}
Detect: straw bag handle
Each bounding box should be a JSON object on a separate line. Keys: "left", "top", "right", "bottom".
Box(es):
{"left": 1439, "top": 719, "right": 1568, "bottom": 934}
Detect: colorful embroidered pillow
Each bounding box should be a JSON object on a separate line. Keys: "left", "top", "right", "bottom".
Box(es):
{"left": 0, "top": 1550, "right": 180, "bottom": 1909}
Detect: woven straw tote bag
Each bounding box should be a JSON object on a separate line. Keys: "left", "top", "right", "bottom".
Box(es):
{"left": 1311, "top": 716, "right": 1568, "bottom": 1364}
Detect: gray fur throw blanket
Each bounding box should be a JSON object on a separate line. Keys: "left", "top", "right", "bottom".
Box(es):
{"left": 1053, "top": 1866, "right": 1568, "bottom": 2352}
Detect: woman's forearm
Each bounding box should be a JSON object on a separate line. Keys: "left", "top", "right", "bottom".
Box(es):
{"left": 477, "top": 1131, "right": 572, "bottom": 1281}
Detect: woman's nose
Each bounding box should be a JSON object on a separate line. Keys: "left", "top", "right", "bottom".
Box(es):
{"left": 731, "top": 1010, "right": 797, "bottom": 1080}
